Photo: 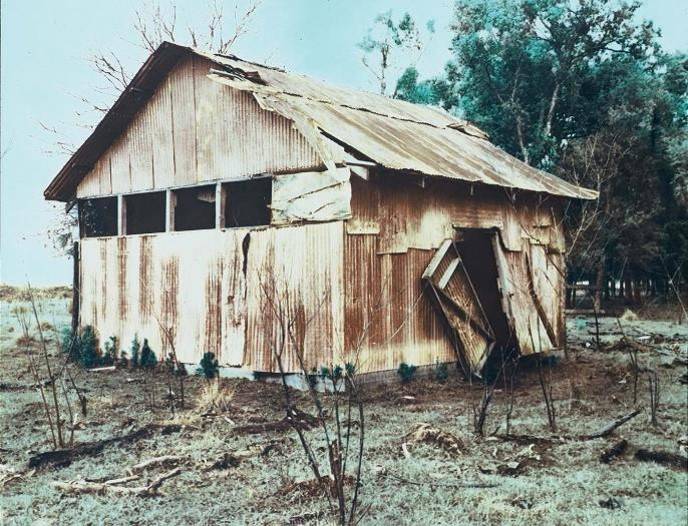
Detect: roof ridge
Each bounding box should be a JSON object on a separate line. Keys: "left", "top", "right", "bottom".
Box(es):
{"left": 208, "top": 66, "right": 485, "bottom": 136}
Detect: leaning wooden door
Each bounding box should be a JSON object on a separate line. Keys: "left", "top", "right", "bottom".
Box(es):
{"left": 422, "top": 239, "right": 496, "bottom": 376}
{"left": 491, "top": 236, "right": 558, "bottom": 355}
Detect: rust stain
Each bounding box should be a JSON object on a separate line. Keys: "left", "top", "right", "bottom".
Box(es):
{"left": 204, "top": 258, "right": 223, "bottom": 359}
{"left": 160, "top": 257, "right": 178, "bottom": 353}
{"left": 139, "top": 236, "right": 153, "bottom": 321}
{"left": 117, "top": 237, "right": 127, "bottom": 320}
{"left": 100, "top": 241, "right": 108, "bottom": 321}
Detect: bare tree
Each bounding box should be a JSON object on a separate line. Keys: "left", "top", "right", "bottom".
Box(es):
{"left": 46, "top": 0, "right": 262, "bottom": 257}
{"left": 15, "top": 286, "right": 83, "bottom": 449}
{"left": 257, "top": 272, "right": 367, "bottom": 525}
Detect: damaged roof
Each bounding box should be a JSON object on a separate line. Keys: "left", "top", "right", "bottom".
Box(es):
{"left": 44, "top": 41, "right": 597, "bottom": 202}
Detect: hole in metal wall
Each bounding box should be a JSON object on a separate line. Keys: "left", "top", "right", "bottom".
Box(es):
{"left": 223, "top": 178, "right": 272, "bottom": 228}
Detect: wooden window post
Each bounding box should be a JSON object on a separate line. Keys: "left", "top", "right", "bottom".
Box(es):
{"left": 215, "top": 182, "right": 226, "bottom": 229}
{"left": 117, "top": 194, "right": 126, "bottom": 236}
{"left": 166, "top": 189, "right": 176, "bottom": 232}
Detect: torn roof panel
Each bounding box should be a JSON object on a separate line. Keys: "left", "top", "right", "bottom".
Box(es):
{"left": 44, "top": 42, "right": 597, "bottom": 202}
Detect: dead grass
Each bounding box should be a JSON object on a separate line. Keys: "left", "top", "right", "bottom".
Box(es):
{"left": 195, "top": 378, "right": 236, "bottom": 414}
{"left": 0, "top": 297, "right": 686, "bottom": 525}
{"left": 0, "top": 284, "right": 72, "bottom": 302}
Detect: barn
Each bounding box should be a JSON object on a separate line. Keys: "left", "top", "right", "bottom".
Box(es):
{"left": 44, "top": 42, "right": 597, "bottom": 378}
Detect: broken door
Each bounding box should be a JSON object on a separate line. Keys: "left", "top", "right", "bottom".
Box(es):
{"left": 422, "top": 239, "right": 496, "bottom": 376}
{"left": 491, "top": 236, "right": 559, "bottom": 355}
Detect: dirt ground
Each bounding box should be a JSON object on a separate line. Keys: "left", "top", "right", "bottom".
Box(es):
{"left": 1, "top": 292, "right": 686, "bottom": 525}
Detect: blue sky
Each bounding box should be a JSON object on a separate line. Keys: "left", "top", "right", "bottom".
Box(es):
{"left": 1, "top": 0, "right": 686, "bottom": 286}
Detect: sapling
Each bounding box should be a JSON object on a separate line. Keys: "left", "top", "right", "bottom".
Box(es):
{"left": 140, "top": 338, "right": 157, "bottom": 368}
{"left": 397, "top": 362, "right": 417, "bottom": 383}
{"left": 197, "top": 352, "right": 220, "bottom": 381}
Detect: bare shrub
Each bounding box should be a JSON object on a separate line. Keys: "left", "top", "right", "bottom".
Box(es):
{"left": 537, "top": 357, "right": 557, "bottom": 433}
{"left": 648, "top": 370, "right": 661, "bottom": 427}
{"left": 258, "top": 274, "right": 366, "bottom": 525}
{"left": 471, "top": 374, "right": 499, "bottom": 437}
{"left": 15, "top": 285, "right": 83, "bottom": 449}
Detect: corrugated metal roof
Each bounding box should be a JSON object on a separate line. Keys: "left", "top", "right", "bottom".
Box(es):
{"left": 45, "top": 42, "right": 597, "bottom": 201}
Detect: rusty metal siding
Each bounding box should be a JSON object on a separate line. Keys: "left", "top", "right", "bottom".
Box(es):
{"left": 343, "top": 233, "right": 455, "bottom": 373}
{"left": 343, "top": 173, "right": 567, "bottom": 367}
{"left": 79, "top": 222, "right": 344, "bottom": 372}
{"left": 243, "top": 222, "right": 345, "bottom": 372}
{"left": 76, "top": 55, "right": 322, "bottom": 199}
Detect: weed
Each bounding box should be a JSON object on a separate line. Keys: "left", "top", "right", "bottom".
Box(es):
{"left": 140, "top": 339, "right": 157, "bottom": 369}
{"left": 103, "top": 336, "right": 119, "bottom": 366}
{"left": 197, "top": 352, "right": 219, "bottom": 380}
{"left": 397, "top": 362, "right": 417, "bottom": 383}
{"left": 434, "top": 362, "right": 449, "bottom": 383}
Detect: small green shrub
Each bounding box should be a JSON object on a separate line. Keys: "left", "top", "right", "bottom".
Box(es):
{"left": 139, "top": 339, "right": 157, "bottom": 369}
{"left": 397, "top": 362, "right": 417, "bottom": 383}
{"left": 397, "top": 362, "right": 418, "bottom": 383}
{"left": 79, "top": 326, "right": 100, "bottom": 368}
{"left": 130, "top": 335, "right": 141, "bottom": 368}
{"left": 118, "top": 350, "right": 129, "bottom": 368}
{"left": 197, "top": 352, "right": 219, "bottom": 380}
{"left": 103, "top": 336, "right": 119, "bottom": 366}
{"left": 434, "top": 362, "right": 449, "bottom": 383}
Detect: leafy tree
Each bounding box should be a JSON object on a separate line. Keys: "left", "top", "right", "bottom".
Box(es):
{"left": 445, "top": 0, "right": 657, "bottom": 167}
{"left": 359, "top": 11, "right": 435, "bottom": 95}
{"left": 397, "top": 0, "right": 686, "bottom": 308}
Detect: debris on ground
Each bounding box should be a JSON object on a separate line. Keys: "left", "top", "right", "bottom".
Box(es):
{"left": 599, "top": 497, "right": 623, "bottom": 510}
{"left": 634, "top": 449, "right": 688, "bottom": 471}
{"left": 402, "top": 422, "right": 464, "bottom": 457}
{"left": 620, "top": 309, "right": 639, "bottom": 322}
{"left": 600, "top": 440, "right": 628, "bottom": 464}
{"left": 51, "top": 467, "right": 182, "bottom": 496}
{"left": 28, "top": 424, "right": 184, "bottom": 470}
{"left": 232, "top": 408, "right": 318, "bottom": 435}
{"left": 274, "top": 474, "right": 354, "bottom": 502}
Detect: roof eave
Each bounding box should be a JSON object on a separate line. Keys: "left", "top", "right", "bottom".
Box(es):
{"left": 44, "top": 41, "right": 192, "bottom": 202}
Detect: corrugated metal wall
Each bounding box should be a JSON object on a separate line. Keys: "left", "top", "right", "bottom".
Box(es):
{"left": 77, "top": 55, "right": 323, "bottom": 198}
{"left": 79, "top": 222, "right": 344, "bottom": 371}
{"left": 343, "top": 233, "right": 455, "bottom": 372}
{"left": 343, "top": 173, "right": 567, "bottom": 369}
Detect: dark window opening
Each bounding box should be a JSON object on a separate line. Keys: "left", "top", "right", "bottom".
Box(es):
{"left": 125, "top": 192, "right": 165, "bottom": 235}
{"left": 224, "top": 178, "right": 271, "bottom": 228}
{"left": 79, "top": 197, "right": 118, "bottom": 238}
{"left": 174, "top": 185, "right": 215, "bottom": 231}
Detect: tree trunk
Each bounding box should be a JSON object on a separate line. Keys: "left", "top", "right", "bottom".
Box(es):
{"left": 71, "top": 241, "right": 80, "bottom": 334}
{"left": 594, "top": 256, "right": 605, "bottom": 311}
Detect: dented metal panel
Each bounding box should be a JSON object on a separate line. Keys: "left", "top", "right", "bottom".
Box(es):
{"left": 422, "top": 240, "right": 495, "bottom": 375}
{"left": 343, "top": 234, "right": 455, "bottom": 373}
{"left": 271, "top": 167, "right": 352, "bottom": 224}
{"left": 492, "top": 235, "right": 554, "bottom": 354}
{"left": 80, "top": 229, "right": 249, "bottom": 367}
